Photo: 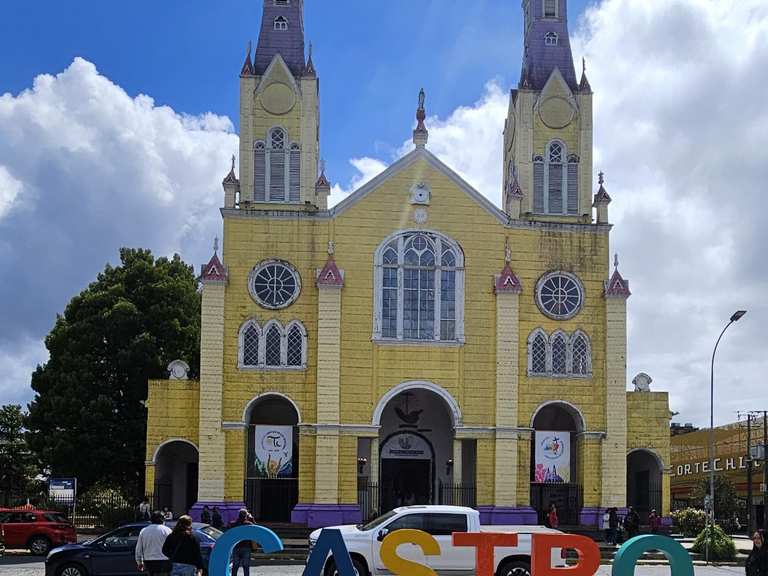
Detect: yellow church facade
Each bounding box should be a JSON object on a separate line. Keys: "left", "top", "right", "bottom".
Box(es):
{"left": 145, "top": 0, "right": 672, "bottom": 528}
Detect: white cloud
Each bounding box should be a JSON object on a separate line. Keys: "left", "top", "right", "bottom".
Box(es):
{"left": 331, "top": 0, "right": 767, "bottom": 426}
{"left": 329, "top": 157, "right": 388, "bottom": 207}
{"left": 0, "top": 57, "right": 238, "bottom": 405}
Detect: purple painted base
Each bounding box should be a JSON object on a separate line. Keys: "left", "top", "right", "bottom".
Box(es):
{"left": 579, "top": 507, "right": 605, "bottom": 527}
{"left": 189, "top": 501, "right": 246, "bottom": 526}
{"left": 661, "top": 516, "right": 673, "bottom": 527}
{"left": 291, "top": 504, "right": 362, "bottom": 528}
{"left": 477, "top": 506, "right": 539, "bottom": 525}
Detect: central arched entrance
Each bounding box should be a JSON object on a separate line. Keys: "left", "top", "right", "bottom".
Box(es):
{"left": 627, "top": 449, "right": 663, "bottom": 524}
{"left": 530, "top": 401, "right": 584, "bottom": 525}
{"left": 376, "top": 383, "right": 459, "bottom": 513}
{"left": 244, "top": 394, "right": 300, "bottom": 522}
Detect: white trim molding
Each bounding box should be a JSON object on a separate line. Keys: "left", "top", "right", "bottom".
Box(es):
{"left": 242, "top": 392, "right": 302, "bottom": 425}
{"left": 151, "top": 438, "right": 199, "bottom": 465}
{"left": 372, "top": 380, "right": 462, "bottom": 427}
{"left": 530, "top": 400, "right": 586, "bottom": 433}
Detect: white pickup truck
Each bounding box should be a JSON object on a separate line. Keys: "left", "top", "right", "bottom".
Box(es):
{"left": 308, "top": 505, "right": 564, "bottom": 576}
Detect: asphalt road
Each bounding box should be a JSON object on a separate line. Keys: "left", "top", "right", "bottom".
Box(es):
{"left": 0, "top": 558, "right": 748, "bottom": 576}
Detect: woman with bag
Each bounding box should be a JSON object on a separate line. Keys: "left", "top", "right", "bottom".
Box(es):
{"left": 746, "top": 530, "right": 768, "bottom": 576}
{"left": 162, "top": 515, "right": 204, "bottom": 576}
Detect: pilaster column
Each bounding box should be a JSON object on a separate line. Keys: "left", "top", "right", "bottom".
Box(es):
{"left": 494, "top": 261, "right": 522, "bottom": 507}
{"left": 453, "top": 440, "right": 463, "bottom": 485}
{"left": 197, "top": 250, "right": 228, "bottom": 503}
{"left": 314, "top": 254, "right": 344, "bottom": 505}
{"left": 602, "top": 263, "right": 631, "bottom": 509}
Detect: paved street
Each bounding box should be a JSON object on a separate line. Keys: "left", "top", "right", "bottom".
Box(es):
{"left": 0, "top": 557, "right": 748, "bottom": 576}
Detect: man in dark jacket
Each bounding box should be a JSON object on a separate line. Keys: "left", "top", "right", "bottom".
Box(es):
{"left": 229, "top": 508, "right": 254, "bottom": 576}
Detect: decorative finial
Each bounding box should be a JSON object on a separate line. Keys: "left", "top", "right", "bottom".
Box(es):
{"left": 413, "top": 88, "right": 429, "bottom": 148}
{"left": 327, "top": 240, "right": 335, "bottom": 256}
{"left": 214, "top": 237, "right": 219, "bottom": 255}
{"left": 505, "top": 239, "right": 512, "bottom": 264}
{"left": 309, "top": 41, "right": 313, "bottom": 60}
{"left": 582, "top": 57, "right": 586, "bottom": 75}
{"left": 614, "top": 253, "right": 619, "bottom": 271}
{"left": 598, "top": 171, "right": 605, "bottom": 186}
{"left": 320, "top": 158, "right": 326, "bottom": 175}
{"left": 231, "top": 154, "right": 235, "bottom": 172}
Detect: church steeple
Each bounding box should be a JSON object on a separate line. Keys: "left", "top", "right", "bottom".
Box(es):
{"left": 254, "top": 0, "right": 306, "bottom": 77}
{"left": 521, "top": 0, "right": 578, "bottom": 91}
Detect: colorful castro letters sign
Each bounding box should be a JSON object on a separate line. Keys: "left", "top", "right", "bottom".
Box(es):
{"left": 207, "top": 526, "right": 694, "bottom": 576}
{"left": 535, "top": 431, "right": 570, "bottom": 483}
{"left": 254, "top": 424, "right": 292, "bottom": 477}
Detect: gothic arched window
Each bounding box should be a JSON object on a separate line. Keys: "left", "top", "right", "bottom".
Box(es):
{"left": 286, "top": 321, "right": 306, "bottom": 367}
{"left": 551, "top": 332, "right": 568, "bottom": 375}
{"left": 547, "top": 141, "right": 564, "bottom": 214}
{"left": 571, "top": 331, "right": 591, "bottom": 375}
{"left": 238, "top": 319, "right": 307, "bottom": 369}
{"left": 274, "top": 16, "right": 288, "bottom": 31}
{"left": 529, "top": 330, "right": 548, "bottom": 374}
{"left": 289, "top": 143, "right": 301, "bottom": 202}
{"left": 374, "top": 231, "right": 464, "bottom": 342}
{"left": 255, "top": 128, "right": 301, "bottom": 203}
{"left": 240, "top": 321, "right": 261, "bottom": 367}
{"left": 527, "top": 328, "right": 592, "bottom": 377}
{"left": 254, "top": 141, "right": 266, "bottom": 201}
{"left": 268, "top": 128, "right": 286, "bottom": 201}
{"left": 545, "top": 32, "right": 559, "bottom": 46}
{"left": 264, "top": 323, "right": 283, "bottom": 367}
{"left": 533, "top": 141, "right": 576, "bottom": 215}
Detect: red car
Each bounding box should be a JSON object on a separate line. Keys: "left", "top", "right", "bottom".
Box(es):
{"left": 0, "top": 508, "right": 77, "bottom": 555}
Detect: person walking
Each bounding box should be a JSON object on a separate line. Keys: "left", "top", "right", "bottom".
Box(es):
{"left": 136, "top": 511, "right": 172, "bottom": 576}
{"left": 547, "top": 504, "right": 559, "bottom": 529}
{"left": 162, "top": 515, "right": 204, "bottom": 576}
{"left": 607, "top": 508, "right": 619, "bottom": 545}
{"left": 200, "top": 506, "right": 211, "bottom": 525}
{"left": 648, "top": 509, "right": 661, "bottom": 534}
{"left": 229, "top": 508, "right": 254, "bottom": 576}
{"left": 163, "top": 507, "right": 174, "bottom": 521}
{"left": 138, "top": 497, "right": 151, "bottom": 522}
{"left": 211, "top": 506, "right": 224, "bottom": 530}
{"left": 746, "top": 530, "right": 768, "bottom": 576}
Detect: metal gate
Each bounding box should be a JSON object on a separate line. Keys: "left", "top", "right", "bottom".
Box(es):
{"left": 245, "top": 478, "right": 298, "bottom": 522}
{"left": 530, "top": 483, "right": 583, "bottom": 525}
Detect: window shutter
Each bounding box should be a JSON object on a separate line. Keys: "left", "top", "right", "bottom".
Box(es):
{"left": 289, "top": 145, "right": 301, "bottom": 202}
{"left": 533, "top": 161, "right": 545, "bottom": 213}
{"left": 567, "top": 162, "right": 578, "bottom": 214}
{"left": 548, "top": 164, "right": 563, "bottom": 213}
{"left": 269, "top": 150, "right": 286, "bottom": 201}
{"left": 254, "top": 144, "right": 266, "bottom": 202}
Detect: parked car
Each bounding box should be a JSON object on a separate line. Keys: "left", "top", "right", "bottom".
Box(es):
{"left": 0, "top": 508, "right": 77, "bottom": 556}
{"left": 45, "top": 521, "right": 222, "bottom": 576}
{"left": 308, "top": 505, "right": 566, "bottom": 576}
{"left": 0, "top": 522, "right": 5, "bottom": 557}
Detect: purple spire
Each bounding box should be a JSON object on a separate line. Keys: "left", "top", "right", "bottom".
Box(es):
{"left": 253, "top": 0, "right": 306, "bottom": 77}
{"left": 521, "top": 0, "right": 578, "bottom": 91}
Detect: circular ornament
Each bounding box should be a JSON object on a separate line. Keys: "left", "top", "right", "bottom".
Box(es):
{"left": 535, "top": 271, "right": 584, "bottom": 320}
{"left": 260, "top": 83, "right": 296, "bottom": 115}
{"left": 249, "top": 260, "right": 301, "bottom": 309}
{"left": 413, "top": 207, "right": 428, "bottom": 224}
{"left": 538, "top": 96, "right": 577, "bottom": 129}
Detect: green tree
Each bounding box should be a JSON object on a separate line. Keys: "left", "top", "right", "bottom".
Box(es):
{"left": 26, "top": 248, "right": 200, "bottom": 494}
{"left": 691, "top": 475, "right": 741, "bottom": 525}
{"left": 0, "top": 404, "right": 37, "bottom": 497}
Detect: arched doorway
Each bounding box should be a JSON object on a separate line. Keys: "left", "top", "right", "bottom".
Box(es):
{"left": 154, "top": 440, "right": 199, "bottom": 517}
{"left": 627, "top": 449, "right": 663, "bottom": 524}
{"left": 376, "top": 384, "right": 459, "bottom": 514}
{"left": 244, "top": 394, "right": 300, "bottom": 522}
{"left": 530, "top": 402, "right": 584, "bottom": 525}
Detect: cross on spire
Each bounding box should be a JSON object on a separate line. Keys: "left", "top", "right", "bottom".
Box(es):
{"left": 413, "top": 88, "right": 429, "bottom": 148}
{"left": 213, "top": 237, "right": 219, "bottom": 255}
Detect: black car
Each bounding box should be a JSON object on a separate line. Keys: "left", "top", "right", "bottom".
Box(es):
{"left": 45, "top": 521, "right": 222, "bottom": 576}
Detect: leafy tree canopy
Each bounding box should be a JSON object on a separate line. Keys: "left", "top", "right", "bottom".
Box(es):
{"left": 0, "top": 404, "right": 37, "bottom": 495}
{"left": 26, "top": 248, "right": 200, "bottom": 494}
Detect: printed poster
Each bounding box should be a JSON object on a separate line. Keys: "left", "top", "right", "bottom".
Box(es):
{"left": 254, "top": 425, "right": 293, "bottom": 478}
{"left": 535, "top": 431, "right": 570, "bottom": 483}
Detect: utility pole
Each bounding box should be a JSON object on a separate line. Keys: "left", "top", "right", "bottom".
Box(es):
{"left": 747, "top": 414, "right": 753, "bottom": 533}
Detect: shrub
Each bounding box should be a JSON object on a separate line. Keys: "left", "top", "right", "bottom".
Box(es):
{"left": 691, "top": 524, "right": 736, "bottom": 561}
{"left": 671, "top": 508, "right": 707, "bottom": 537}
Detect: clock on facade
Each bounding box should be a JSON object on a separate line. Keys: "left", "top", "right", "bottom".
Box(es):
{"left": 535, "top": 271, "right": 584, "bottom": 320}
{"left": 249, "top": 260, "right": 301, "bottom": 309}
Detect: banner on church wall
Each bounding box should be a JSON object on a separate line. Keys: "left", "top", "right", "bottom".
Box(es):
{"left": 254, "top": 425, "right": 293, "bottom": 478}
{"left": 534, "top": 431, "right": 571, "bottom": 483}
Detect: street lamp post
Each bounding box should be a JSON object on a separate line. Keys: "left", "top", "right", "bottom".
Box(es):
{"left": 706, "top": 310, "right": 747, "bottom": 564}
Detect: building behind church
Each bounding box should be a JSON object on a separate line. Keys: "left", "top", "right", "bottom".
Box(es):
{"left": 145, "top": 0, "right": 672, "bottom": 528}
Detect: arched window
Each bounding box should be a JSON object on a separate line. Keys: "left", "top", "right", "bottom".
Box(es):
{"left": 547, "top": 141, "right": 564, "bottom": 214}
{"left": 567, "top": 154, "right": 579, "bottom": 215}
{"left": 254, "top": 141, "right": 266, "bottom": 201}
{"left": 274, "top": 16, "right": 288, "bottom": 31}
{"left": 571, "top": 331, "right": 591, "bottom": 375}
{"left": 533, "top": 142, "right": 576, "bottom": 215}
{"left": 529, "top": 330, "right": 549, "bottom": 374}
{"left": 264, "top": 323, "right": 283, "bottom": 367}
{"left": 551, "top": 332, "right": 568, "bottom": 375}
{"left": 240, "top": 321, "right": 261, "bottom": 367}
{"left": 286, "top": 322, "right": 306, "bottom": 367}
{"left": 268, "top": 128, "right": 286, "bottom": 202}
{"left": 533, "top": 155, "right": 545, "bottom": 213}
{"left": 374, "top": 231, "right": 464, "bottom": 342}
{"left": 289, "top": 143, "right": 301, "bottom": 202}
{"left": 545, "top": 32, "right": 559, "bottom": 46}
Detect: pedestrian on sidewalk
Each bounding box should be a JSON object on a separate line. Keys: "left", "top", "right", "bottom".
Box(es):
{"left": 162, "top": 515, "right": 204, "bottom": 576}
{"left": 138, "top": 497, "right": 151, "bottom": 522}
{"left": 648, "top": 509, "right": 661, "bottom": 534}
{"left": 229, "top": 508, "right": 254, "bottom": 576}
{"left": 546, "top": 504, "right": 559, "bottom": 529}
{"left": 135, "top": 511, "right": 172, "bottom": 576}
{"left": 606, "top": 508, "right": 619, "bottom": 545}
{"left": 211, "top": 506, "right": 224, "bottom": 530}
{"left": 624, "top": 507, "right": 640, "bottom": 539}
{"left": 746, "top": 530, "right": 768, "bottom": 576}
{"left": 200, "top": 505, "right": 211, "bottom": 525}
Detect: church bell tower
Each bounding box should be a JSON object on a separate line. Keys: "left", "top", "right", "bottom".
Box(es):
{"left": 235, "top": 0, "right": 326, "bottom": 210}
{"left": 503, "top": 0, "right": 594, "bottom": 223}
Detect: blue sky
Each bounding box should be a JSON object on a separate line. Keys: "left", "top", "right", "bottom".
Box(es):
{"left": 1, "top": 0, "right": 766, "bottom": 426}
{"left": 1, "top": 0, "right": 589, "bottom": 184}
